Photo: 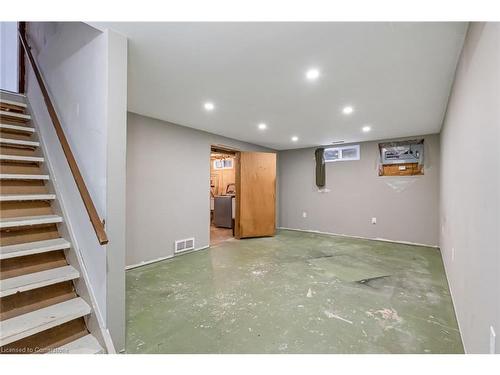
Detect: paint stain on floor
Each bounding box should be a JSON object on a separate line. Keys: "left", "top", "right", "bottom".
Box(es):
{"left": 125, "top": 230, "right": 464, "bottom": 353}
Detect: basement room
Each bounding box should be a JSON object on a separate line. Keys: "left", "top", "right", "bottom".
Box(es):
{"left": 0, "top": 11, "right": 498, "bottom": 365}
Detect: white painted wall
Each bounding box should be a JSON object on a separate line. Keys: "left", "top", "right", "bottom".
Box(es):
{"left": 25, "top": 22, "right": 128, "bottom": 351}
{"left": 28, "top": 22, "right": 108, "bottom": 217}
{"left": 0, "top": 22, "right": 18, "bottom": 92}
{"left": 126, "top": 112, "right": 273, "bottom": 268}
{"left": 440, "top": 22, "right": 500, "bottom": 353}
{"left": 104, "top": 29, "right": 128, "bottom": 352}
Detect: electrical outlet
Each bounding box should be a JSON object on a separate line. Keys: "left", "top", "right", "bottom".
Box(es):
{"left": 302, "top": 211, "right": 307, "bottom": 218}
{"left": 371, "top": 217, "right": 377, "bottom": 224}
{"left": 451, "top": 247, "right": 455, "bottom": 262}
{"left": 490, "top": 326, "right": 496, "bottom": 354}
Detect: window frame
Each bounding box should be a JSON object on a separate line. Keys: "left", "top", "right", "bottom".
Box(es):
{"left": 213, "top": 158, "right": 234, "bottom": 170}
{"left": 324, "top": 144, "right": 360, "bottom": 163}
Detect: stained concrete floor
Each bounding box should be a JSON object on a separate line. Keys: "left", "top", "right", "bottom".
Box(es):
{"left": 126, "top": 230, "right": 463, "bottom": 353}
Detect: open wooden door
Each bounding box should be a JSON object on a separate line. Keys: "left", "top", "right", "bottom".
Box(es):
{"left": 235, "top": 151, "right": 276, "bottom": 238}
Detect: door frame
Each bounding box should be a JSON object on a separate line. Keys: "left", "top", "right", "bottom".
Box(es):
{"left": 234, "top": 151, "right": 242, "bottom": 239}
{"left": 209, "top": 145, "right": 240, "bottom": 244}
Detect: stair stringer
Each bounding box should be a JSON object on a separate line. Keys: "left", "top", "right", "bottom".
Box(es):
{"left": 25, "top": 94, "right": 115, "bottom": 353}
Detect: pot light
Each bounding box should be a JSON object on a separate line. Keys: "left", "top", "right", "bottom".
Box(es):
{"left": 362, "top": 125, "right": 372, "bottom": 133}
{"left": 342, "top": 106, "right": 354, "bottom": 115}
{"left": 258, "top": 123, "right": 267, "bottom": 130}
{"left": 306, "top": 68, "right": 320, "bottom": 81}
{"left": 204, "top": 102, "right": 215, "bottom": 111}
{"left": 291, "top": 136, "right": 299, "bottom": 142}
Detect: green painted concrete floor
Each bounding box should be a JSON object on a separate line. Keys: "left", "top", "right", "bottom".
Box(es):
{"left": 126, "top": 230, "right": 463, "bottom": 354}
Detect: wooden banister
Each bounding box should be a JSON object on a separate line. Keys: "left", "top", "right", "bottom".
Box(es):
{"left": 18, "top": 29, "right": 109, "bottom": 245}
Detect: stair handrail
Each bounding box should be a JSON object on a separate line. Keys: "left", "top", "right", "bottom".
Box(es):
{"left": 18, "top": 30, "right": 109, "bottom": 245}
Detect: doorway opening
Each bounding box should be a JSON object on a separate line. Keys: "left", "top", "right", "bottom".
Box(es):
{"left": 210, "top": 146, "right": 238, "bottom": 246}
{"left": 209, "top": 146, "right": 277, "bottom": 246}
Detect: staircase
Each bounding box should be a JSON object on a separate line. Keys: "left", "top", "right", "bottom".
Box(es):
{"left": 0, "top": 94, "right": 104, "bottom": 354}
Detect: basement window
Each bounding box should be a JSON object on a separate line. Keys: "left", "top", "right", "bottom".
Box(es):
{"left": 213, "top": 158, "right": 234, "bottom": 169}
{"left": 324, "top": 145, "right": 360, "bottom": 162}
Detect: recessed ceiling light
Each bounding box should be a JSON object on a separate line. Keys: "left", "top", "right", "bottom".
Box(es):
{"left": 306, "top": 68, "right": 320, "bottom": 81}
{"left": 291, "top": 136, "right": 299, "bottom": 142}
{"left": 258, "top": 123, "right": 267, "bottom": 130}
{"left": 362, "top": 125, "right": 372, "bottom": 133}
{"left": 342, "top": 106, "right": 354, "bottom": 115}
{"left": 204, "top": 102, "right": 215, "bottom": 111}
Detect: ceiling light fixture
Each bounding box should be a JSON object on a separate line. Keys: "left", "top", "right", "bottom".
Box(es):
{"left": 291, "top": 136, "right": 299, "bottom": 142}
{"left": 362, "top": 125, "right": 372, "bottom": 133}
{"left": 258, "top": 123, "right": 267, "bottom": 130}
{"left": 204, "top": 102, "right": 215, "bottom": 111}
{"left": 342, "top": 106, "right": 354, "bottom": 115}
{"left": 306, "top": 68, "right": 320, "bottom": 81}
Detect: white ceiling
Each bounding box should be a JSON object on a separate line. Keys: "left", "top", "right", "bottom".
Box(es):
{"left": 95, "top": 22, "right": 467, "bottom": 150}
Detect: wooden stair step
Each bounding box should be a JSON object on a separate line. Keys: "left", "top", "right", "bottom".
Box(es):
{"left": 0, "top": 109, "right": 31, "bottom": 119}
{"left": 0, "top": 214, "right": 62, "bottom": 229}
{"left": 0, "top": 137, "right": 39, "bottom": 148}
{"left": 0, "top": 297, "right": 91, "bottom": 346}
{"left": 0, "top": 154, "right": 44, "bottom": 163}
{"left": 0, "top": 110, "right": 31, "bottom": 120}
{"left": 0, "top": 238, "right": 71, "bottom": 260}
{"left": 0, "top": 194, "right": 56, "bottom": 202}
{"left": 50, "top": 334, "right": 104, "bottom": 354}
{"left": 0, "top": 173, "right": 49, "bottom": 180}
{"left": 0, "top": 123, "right": 35, "bottom": 134}
{"left": 0, "top": 91, "right": 26, "bottom": 98}
{"left": 0, "top": 265, "right": 79, "bottom": 298}
{"left": 0, "top": 99, "right": 27, "bottom": 109}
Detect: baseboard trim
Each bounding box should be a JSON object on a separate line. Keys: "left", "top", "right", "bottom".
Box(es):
{"left": 277, "top": 227, "right": 439, "bottom": 249}
{"left": 174, "top": 245, "right": 210, "bottom": 258}
{"left": 125, "top": 255, "right": 174, "bottom": 270}
{"left": 125, "top": 245, "right": 210, "bottom": 270}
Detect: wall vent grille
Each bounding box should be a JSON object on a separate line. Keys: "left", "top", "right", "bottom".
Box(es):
{"left": 174, "top": 238, "right": 195, "bottom": 254}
